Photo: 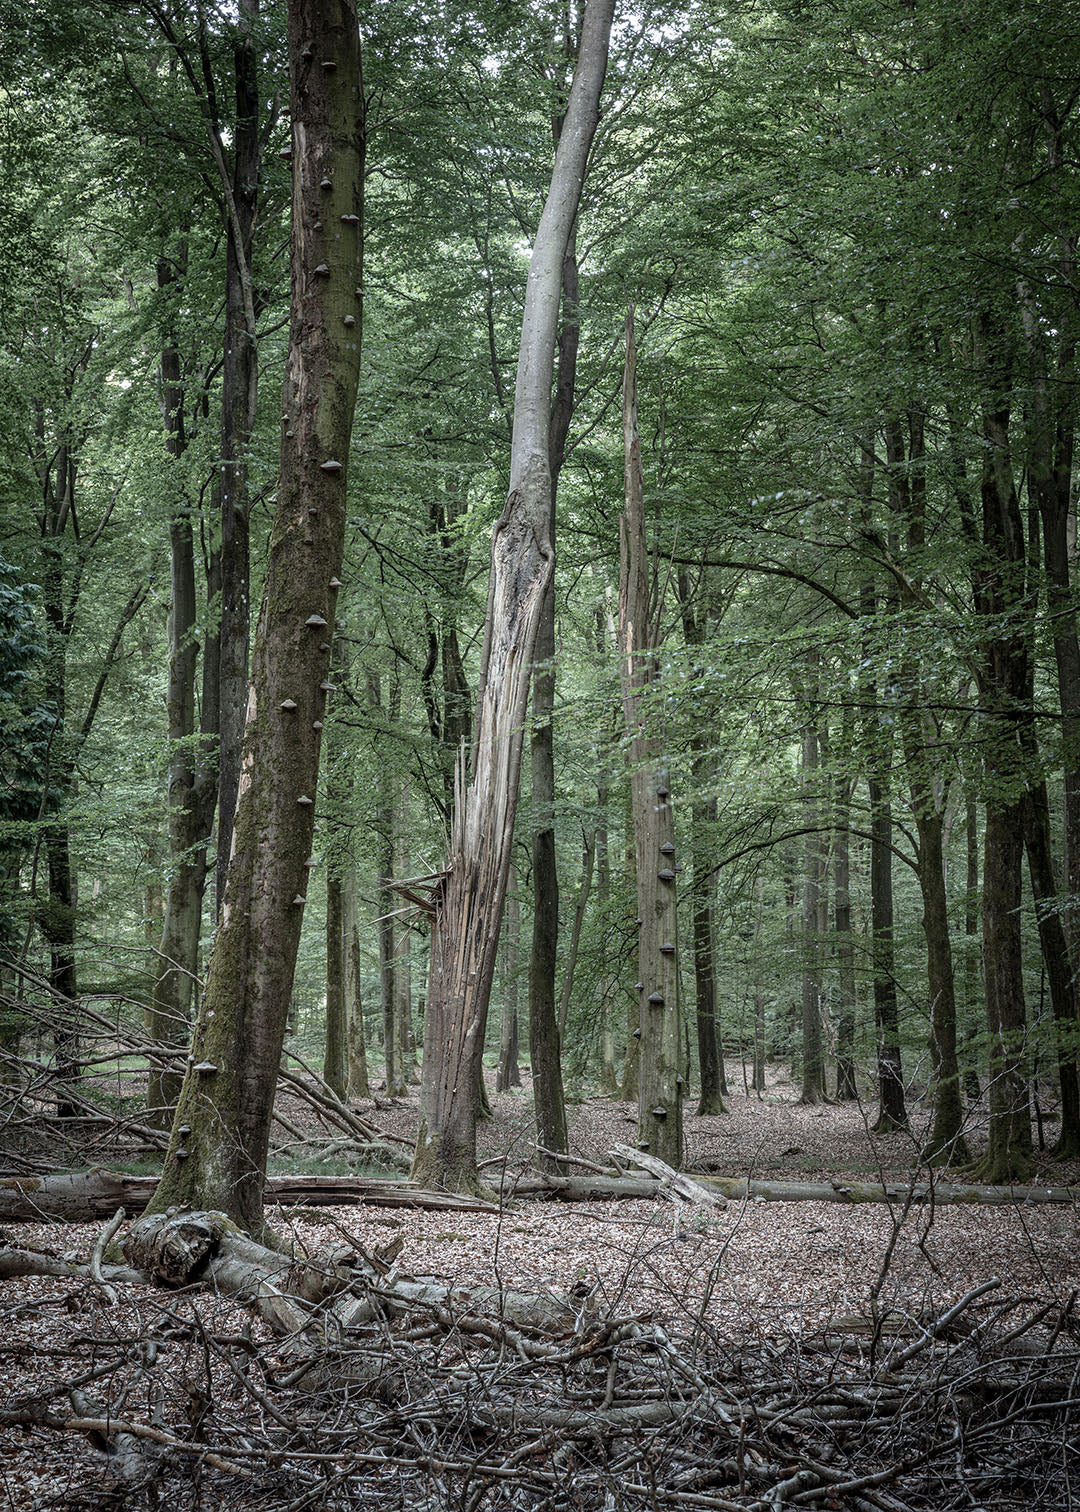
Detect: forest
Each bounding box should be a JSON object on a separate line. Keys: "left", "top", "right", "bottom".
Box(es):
{"left": 1, "top": 0, "right": 1079, "bottom": 1507}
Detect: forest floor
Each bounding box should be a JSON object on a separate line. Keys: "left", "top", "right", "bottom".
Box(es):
{"left": 3, "top": 1066, "right": 1079, "bottom": 1509}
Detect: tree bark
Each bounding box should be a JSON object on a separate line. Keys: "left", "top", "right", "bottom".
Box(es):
{"left": 618, "top": 311, "right": 683, "bottom": 1166}
{"left": 412, "top": 0, "right": 613, "bottom": 1193}
{"left": 147, "top": 0, "right": 365, "bottom": 1235}
{"left": 834, "top": 767, "right": 858, "bottom": 1100}
{"left": 343, "top": 870, "right": 369, "bottom": 1098}
{"left": 323, "top": 870, "right": 347, "bottom": 1099}
{"left": 216, "top": 0, "right": 262, "bottom": 909}
{"left": 496, "top": 862, "right": 522, "bottom": 1091}
{"left": 972, "top": 315, "right": 1033, "bottom": 1185}
{"left": 799, "top": 695, "right": 826, "bottom": 1105}
{"left": 148, "top": 251, "right": 218, "bottom": 1130}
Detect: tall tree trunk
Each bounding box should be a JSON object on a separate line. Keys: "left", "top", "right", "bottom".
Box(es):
{"left": 324, "top": 871, "right": 347, "bottom": 1099}
{"left": 496, "top": 862, "right": 522, "bottom": 1091}
{"left": 527, "top": 194, "right": 579, "bottom": 1173}
{"left": 216, "top": 0, "right": 262, "bottom": 909}
{"left": 148, "top": 252, "right": 217, "bottom": 1130}
{"left": 413, "top": 0, "right": 613, "bottom": 1193}
{"left": 859, "top": 432, "right": 907, "bottom": 1133}
{"left": 963, "top": 795, "right": 982, "bottom": 1103}
{"left": 834, "top": 770, "right": 858, "bottom": 1101}
{"left": 618, "top": 311, "right": 683, "bottom": 1166}
{"left": 343, "top": 871, "right": 369, "bottom": 1099}
{"left": 799, "top": 707, "right": 826, "bottom": 1106}
{"left": 148, "top": 0, "right": 365, "bottom": 1235}
{"left": 556, "top": 830, "right": 594, "bottom": 1044}
{"left": 678, "top": 571, "right": 725, "bottom": 1114}
{"left": 972, "top": 314, "right": 1033, "bottom": 1185}
{"left": 886, "top": 411, "right": 962, "bottom": 1158}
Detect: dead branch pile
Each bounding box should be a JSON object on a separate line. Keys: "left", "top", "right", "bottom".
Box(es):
{"left": 2, "top": 1210, "right": 1077, "bottom": 1511}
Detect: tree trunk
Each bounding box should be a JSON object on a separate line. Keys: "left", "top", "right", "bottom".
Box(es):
{"left": 834, "top": 770, "right": 858, "bottom": 1100}
{"left": 557, "top": 830, "right": 594, "bottom": 1043}
{"left": 963, "top": 795, "right": 982, "bottom": 1103}
{"left": 343, "top": 871, "right": 369, "bottom": 1099}
{"left": 496, "top": 862, "right": 522, "bottom": 1091}
{"left": 972, "top": 316, "right": 1033, "bottom": 1185}
{"left": 147, "top": 0, "right": 365, "bottom": 1235}
{"left": 527, "top": 204, "right": 579, "bottom": 1173}
{"left": 412, "top": 0, "right": 613, "bottom": 1193}
{"left": 618, "top": 311, "right": 683, "bottom": 1167}
{"left": 323, "top": 870, "right": 347, "bottom": 1100}
{"left": 799, "top": 706, "right": 826, "bottom": 1105}
{"left": 394, "top": 781, "right": 417, "bottom": 1084}
{"left": 216, "top": 0, "right": 262, "bottom": 909}
{"left": 148, "top": 252, "right": 217, "bottom": 1130}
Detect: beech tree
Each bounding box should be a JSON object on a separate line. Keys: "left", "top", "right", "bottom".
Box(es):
{"left": 148, "top": 0, "right": 365, "bottom": 1234}
{"left": 412, "top": 0, "right": 615, "bottom": 1194}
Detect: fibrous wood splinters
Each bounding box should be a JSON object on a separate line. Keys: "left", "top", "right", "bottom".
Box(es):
{"left": 297, "top": 795, "right": 314, "bottom": 806}
{"left": 320, "top": 459, "right": 342, "bottom": 472}
{"left": 306, "top": 614, "right": 328, "bottom": 628}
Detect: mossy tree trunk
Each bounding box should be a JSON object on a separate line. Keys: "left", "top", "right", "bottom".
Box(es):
{"left": 413, "top": 0, "right": 614, "bottom": 1192}
{"left": 148, "top": 0, "right": 365, "bottom": 1235}
{"left": 618, "top": 310, "right": 683, "bottom": 1168}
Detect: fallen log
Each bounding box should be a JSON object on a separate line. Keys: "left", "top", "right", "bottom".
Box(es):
{"left": 0, "top": 1170, "right": 500, "bottom": 1223}
{"left": 508, "top": 1169, "right": 1079, "bottom": 1208}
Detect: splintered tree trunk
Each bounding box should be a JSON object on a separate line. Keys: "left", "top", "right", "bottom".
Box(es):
{"left": 324, "top": 870, "right": 347, "bottom": 1099}
{"left": 343, "top": 872, "right": 369, "bottom": 1098}
{"left": 412, "top": 0, "right": 613, "bottom": 1193}
{"left": 618, "top": 311, "right": 683, "bottom": 1167}
{"left": 147, "top": 0, "right": 364, "bottom": 1235}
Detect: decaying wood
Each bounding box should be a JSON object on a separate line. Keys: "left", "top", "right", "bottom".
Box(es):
{"left": 511, "top": 1164, "right": 1078, "bottom": 1208}
{"left": 0, "top": 1169, "right": 500, "bottom": 1223}
{"left": 3, "top": 1214, "right": 1078, "bottom": 1512}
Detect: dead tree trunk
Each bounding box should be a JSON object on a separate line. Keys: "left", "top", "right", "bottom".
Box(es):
{"left": 412, "top": 0, "right": 614, "bottom": 1193}
{"left": 146, "top": 0, "right": 365, "bottom": 1235}
{"left": 617, "top": 311, "right": 683, "bottom": 1167}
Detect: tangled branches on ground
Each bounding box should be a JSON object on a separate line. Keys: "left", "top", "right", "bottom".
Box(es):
{"left": 2, "top": 1220, "right": 1077, "bottom": 1512}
